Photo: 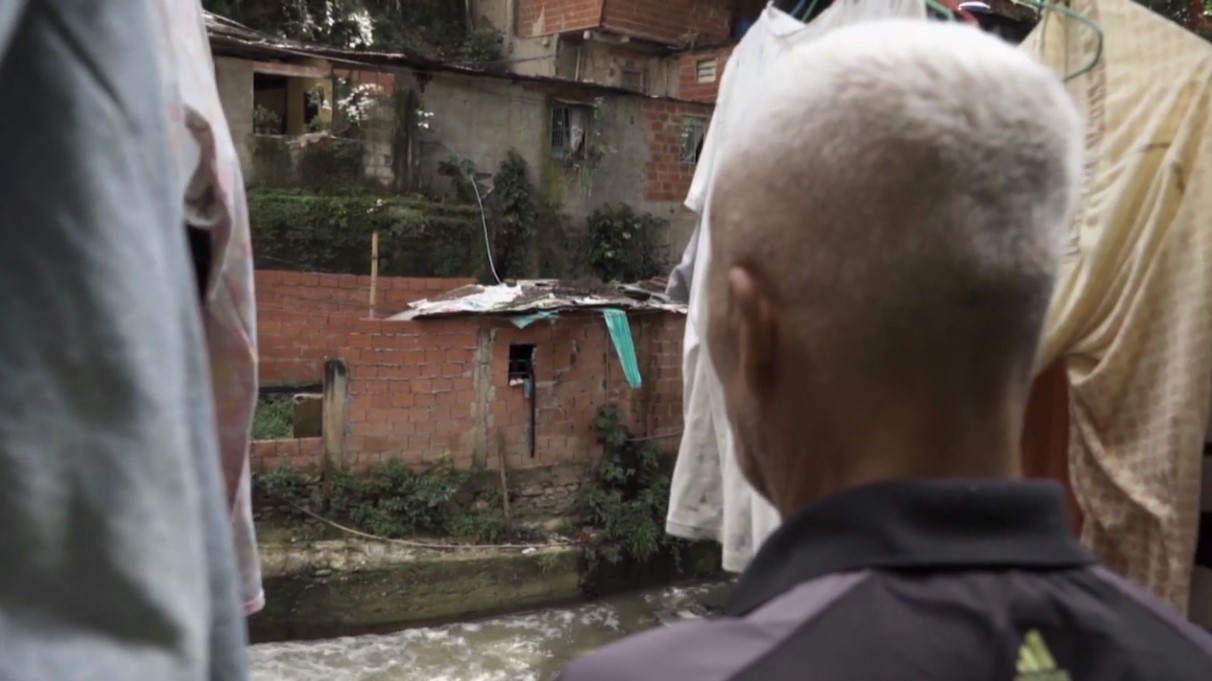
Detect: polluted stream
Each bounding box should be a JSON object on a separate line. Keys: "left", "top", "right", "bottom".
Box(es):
{"left": 250, "top": 583, "right": 719, "bottom": 681}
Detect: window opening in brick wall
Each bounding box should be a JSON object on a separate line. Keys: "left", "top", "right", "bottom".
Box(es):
{"left": 621, "top": 68, "right": 645, "bottom": 92}
{"left": 551, "top": 102, "right": 591, "bottom": 159}
{"left": 681, "top": 117, "right": 707, "bottom": 164}
{"left": 696, "top": 58, "right": 718, "bottom": 83}
{"left": 508, "top": 344, "right": 536, "bottom": 385}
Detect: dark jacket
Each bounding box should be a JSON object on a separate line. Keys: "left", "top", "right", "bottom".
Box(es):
{"left": 557, "top": 480, "right": 1212, "bottom": 680}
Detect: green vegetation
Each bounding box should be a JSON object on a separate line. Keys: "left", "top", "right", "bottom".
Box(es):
{"left": 202, "top": 0, "right": 504, "bottom": 59}
{"left": 258, "top": 459, "right": 509, "bottom": 543}
{"left": 459, "top": 26, "right": 506, "bottom": 66}
{"left": 585, "top": 204, "right": 670, "bottom": 283}
{"left": 578, "top": 405, "right": 687, "bottom": 568}
{"left": 487, "top": 151, "right": 540, "bottom": 278}
{"left": 248, "top": 189, "right": 485, "bottom": 277}
{"left": 252, "top": 394, "right": 294, "bottom": 441}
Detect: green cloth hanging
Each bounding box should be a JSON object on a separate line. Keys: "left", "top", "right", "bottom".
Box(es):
{"left": 601, "top": 308, "right": 642, "bottom": 389}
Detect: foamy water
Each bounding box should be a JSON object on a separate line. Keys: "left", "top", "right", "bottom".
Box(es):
{"left": 250, "top": 584, "right": 716, "bottom": 681}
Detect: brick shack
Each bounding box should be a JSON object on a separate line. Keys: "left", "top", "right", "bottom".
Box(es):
{"left": 251, "top": 271, "right": 685, "bottom": 515}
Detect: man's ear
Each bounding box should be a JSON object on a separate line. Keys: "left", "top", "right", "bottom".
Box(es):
{"left": 728, "top": 265, "right": 777, "bottom": 399}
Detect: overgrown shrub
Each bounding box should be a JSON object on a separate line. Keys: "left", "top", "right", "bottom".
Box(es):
{"left": 585, "top": 204, "right": 670, "bottom": 283}
{"left": 460, "top": 26, "right": 505, "bottom": 66}
{"left": 252, "top": 395, "right": 294, "bottom": 440}
{"left": 258, "top": 459, "right": 508, "bottom": 543}
{"left": 579, "top": 405, "right": 682, "bottom": 567}
{"left": 248, "top": 189, "right": 485, "bottom": 277}
{"left": 488, "top": 151, "right": 539, "bottom": 278}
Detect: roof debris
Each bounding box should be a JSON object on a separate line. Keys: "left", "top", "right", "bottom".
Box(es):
{"left": 388, "top": 279, "right": 684, "bottom": 321}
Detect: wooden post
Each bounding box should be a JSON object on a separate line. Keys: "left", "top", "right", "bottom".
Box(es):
{"left": 369, "top": 230, "right": 380, "bottom": 318}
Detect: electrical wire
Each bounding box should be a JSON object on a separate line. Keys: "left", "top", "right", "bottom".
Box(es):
{"left": 468, "top": 163, "right": 503, "bottom": 285}
{"left": 1015, "top": 0, "right": 1104, "bottom": 82}
{"left": 429, "top": 138, "right": 503, "bottom": 284}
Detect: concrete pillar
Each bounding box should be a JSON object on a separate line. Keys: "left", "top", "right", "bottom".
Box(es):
{"left": 213, "top": 57, "right": 255, "bottom": 180}
{"left": 322, "top": 358, "right": 350, "bottom": 474}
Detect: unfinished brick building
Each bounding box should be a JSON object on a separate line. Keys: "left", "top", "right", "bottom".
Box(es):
{"left": 251, "top": 271, "right": 685, "bottom": 490}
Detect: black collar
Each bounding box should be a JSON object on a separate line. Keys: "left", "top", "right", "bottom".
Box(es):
{"left": 728, "top": 479, "right": 1095, "bottom": 615}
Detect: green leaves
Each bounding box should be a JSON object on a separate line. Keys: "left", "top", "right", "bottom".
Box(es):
{"left": 255, "top": 458, "right": 507, "bottom": 543}
{"left": 248, "top": 189, "right": 483, "bottom": 277}
{"left": 586, "top": 204, "right": 670, "bottom": 283}
{"left": 579, "top": 404, "right": 684, "bottom": 568}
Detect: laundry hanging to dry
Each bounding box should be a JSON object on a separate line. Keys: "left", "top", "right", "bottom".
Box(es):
{"left": 1023, "top": 0, "right": 1212, "bottom": 613}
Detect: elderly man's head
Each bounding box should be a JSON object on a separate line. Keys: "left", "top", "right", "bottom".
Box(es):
{"left": 706, "top": 20, "right": 1083, "bottom": 514}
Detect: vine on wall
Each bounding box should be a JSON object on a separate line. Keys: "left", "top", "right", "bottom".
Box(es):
{"left": 563, "top": 98, "right": 614, "bottom": 196}
{"left": 488, "top": 151, "right": 540, "bottom": 279}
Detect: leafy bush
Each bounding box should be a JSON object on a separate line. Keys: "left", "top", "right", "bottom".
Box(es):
{"left": 585, "top": 204, "right": 670, "bottom": 283}
{"left": 460, "top": 26, "right": 505, "bottom": 66}
{"left": 257, "top": 459, "right": 507, "bottom": 543}
{"left": 580, "top": 405, "right": 679, "bottom": 566}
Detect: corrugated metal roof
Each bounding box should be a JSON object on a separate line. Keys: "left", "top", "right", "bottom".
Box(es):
{"left": 389, "top": 279, "right": 684, "bottom": 320}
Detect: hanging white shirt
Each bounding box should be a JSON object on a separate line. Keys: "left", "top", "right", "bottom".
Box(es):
{"left": 666, "top": 0, "right": 928, "bottom": 573}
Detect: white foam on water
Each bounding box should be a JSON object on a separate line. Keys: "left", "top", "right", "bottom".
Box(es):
{"left": 250, "top": 583, "right": 718, "bottom": 681}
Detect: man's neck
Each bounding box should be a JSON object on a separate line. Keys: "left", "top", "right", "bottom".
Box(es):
{"left": 769, "top": 409, "right": 1023, "bottom": 517}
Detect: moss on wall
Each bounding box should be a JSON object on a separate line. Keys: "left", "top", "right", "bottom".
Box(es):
{"left": 248, "top": 189, "right": 488, "bottom": 278}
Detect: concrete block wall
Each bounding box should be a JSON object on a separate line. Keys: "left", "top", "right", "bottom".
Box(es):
{"left": 641, "top": 99, "right": 713, "bottom": 202}
{"left": 214, "top": 57, "right": 255, "bottom": 177}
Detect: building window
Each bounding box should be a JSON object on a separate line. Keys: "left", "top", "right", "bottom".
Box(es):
{"left": 551, "top": 103, "right": 591, "bottom": 159}
{"left": 621, "top": 68, "right": 645, "bottom": 92}
{"left": 508, "top": 344, "right": 536, "bottom": 385}
{"left": 695, "top": 58, "right": 718, "bottom": 83}
{"left": 681, "top": 117, "right": 707, "bottom": 164}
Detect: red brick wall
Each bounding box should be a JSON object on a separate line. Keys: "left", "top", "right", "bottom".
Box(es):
{"left": 249, "top": 312, "right": 686, "bottom": 474}
{"left": 255, "top": 270, "right": 474, "bottom": 385}
{"left": 517, "top": 0, "right": 605, "bottom": 37}
{"left": 642, "top": 99, "right": 713, "bottom": 202}
{"left": 677, "top": 46, "right": 732, "bottom": 103}
{"left": 342, "top": 313, "right": 684, "bottom": 471}
{"left": 251, "top": 438, "right": 324, "bottom": 473}
{"left": 518, "top": 0, "right": 730, "bottom": 44}
{"left": 602, "top": 0, "right": 731, "bottom": 45}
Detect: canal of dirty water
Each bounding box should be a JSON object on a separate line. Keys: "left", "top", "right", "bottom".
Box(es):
{"left": 250, "top": 583, "right": 718, "bottom": 681}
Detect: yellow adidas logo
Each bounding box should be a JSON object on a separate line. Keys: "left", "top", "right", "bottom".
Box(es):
{"left": 1015, "top": 629, "right": 1071, "bottom": 681}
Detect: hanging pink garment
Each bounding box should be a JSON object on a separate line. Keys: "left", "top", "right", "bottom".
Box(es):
{"left": 149, "top": 0, "right": 264, "bottom": 616}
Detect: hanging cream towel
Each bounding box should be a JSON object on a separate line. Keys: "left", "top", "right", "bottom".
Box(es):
{"left": 1024, "top": 0, "right": 1212, "bottom": 612}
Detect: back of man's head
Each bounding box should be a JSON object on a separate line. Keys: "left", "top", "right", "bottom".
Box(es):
{"left": 706, "top": 20, "right": 1084, "bottom": 513}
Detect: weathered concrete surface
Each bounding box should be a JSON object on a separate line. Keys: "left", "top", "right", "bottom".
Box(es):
{"left": 213, "top": 57, "right": 254, "bottom": 176}
{"left": 251, "top": 540, "right": 581, "bottom": 642}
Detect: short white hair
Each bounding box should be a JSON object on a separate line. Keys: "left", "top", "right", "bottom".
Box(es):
{"left": 709, "top": 19, "right": 1083, "bottom": 385}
